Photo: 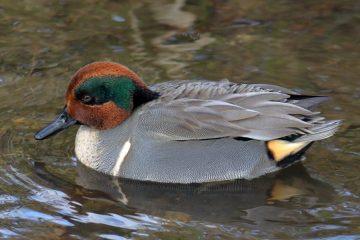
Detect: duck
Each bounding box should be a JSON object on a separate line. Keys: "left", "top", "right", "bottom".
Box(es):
{"left": 35, "top": 62, "right": 341, "bottom": 184}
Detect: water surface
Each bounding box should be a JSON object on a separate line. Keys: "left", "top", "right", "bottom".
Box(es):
{"left": 0, "top": 0, "right": 359, "bottom": 239}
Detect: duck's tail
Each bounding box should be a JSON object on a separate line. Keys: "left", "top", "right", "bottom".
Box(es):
{"left": 293, "top": 120, "right": 342, "bottom": 143}
{"left": 266, "top": 120, "right": 342, "bottom": 167}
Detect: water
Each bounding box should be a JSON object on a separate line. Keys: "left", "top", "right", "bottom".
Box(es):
{"left": 0, "top": 0, "right": 360, "bottom": 239}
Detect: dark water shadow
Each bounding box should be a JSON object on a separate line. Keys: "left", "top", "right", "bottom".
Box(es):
{"left": 34, "top": 161, "right": 334, "bottom": 225}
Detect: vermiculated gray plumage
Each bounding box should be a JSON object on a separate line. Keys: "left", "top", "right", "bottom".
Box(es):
{"left": 75, "top": 80, "right": 341, "bottom": 183}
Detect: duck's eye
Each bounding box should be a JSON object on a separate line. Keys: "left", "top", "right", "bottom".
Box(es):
{"left": 81, "top": 95, "right": 93, "bottom": 104}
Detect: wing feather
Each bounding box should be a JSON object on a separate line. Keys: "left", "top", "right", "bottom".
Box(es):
{"left": 142, "top": 81, "right": 330, "bottom": 141}
{"left": 139, "top": 80, "right": 340, "bottom": 141}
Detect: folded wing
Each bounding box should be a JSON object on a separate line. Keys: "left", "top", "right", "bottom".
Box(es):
{"left": 141, "top": 81, "right": 326, "bottom": 141}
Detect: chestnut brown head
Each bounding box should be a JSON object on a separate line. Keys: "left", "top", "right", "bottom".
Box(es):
{"left": 35, "top": 62, "right": 159, "bottom": 140}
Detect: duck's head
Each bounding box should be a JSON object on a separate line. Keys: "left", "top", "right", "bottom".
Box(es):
{"left": 35, "top": 62, "right": 159, "bottom": 140}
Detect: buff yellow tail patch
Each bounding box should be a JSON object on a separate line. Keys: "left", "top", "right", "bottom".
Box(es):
{"left": 267, "top": 140, "right": 309, "bottom": 162}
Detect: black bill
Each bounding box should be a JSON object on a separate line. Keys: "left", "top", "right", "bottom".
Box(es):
{"left": 35, "top": 107, "right": 77, "bottom": 140}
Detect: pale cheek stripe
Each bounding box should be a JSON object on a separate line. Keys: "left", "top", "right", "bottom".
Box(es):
{"left": 111, "top": 139, "right": 131, "bottom": 176}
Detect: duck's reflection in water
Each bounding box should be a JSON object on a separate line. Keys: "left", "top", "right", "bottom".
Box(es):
{"left": 73, "top": 162, "right": 333, "bottom": 225}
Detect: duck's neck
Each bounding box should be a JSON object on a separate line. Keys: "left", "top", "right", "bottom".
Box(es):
{"left": 75, "top": 117, "right": 134, "bottom": 175}
{"left": 132, "top": 85, "right": 160, "bottom": 109}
